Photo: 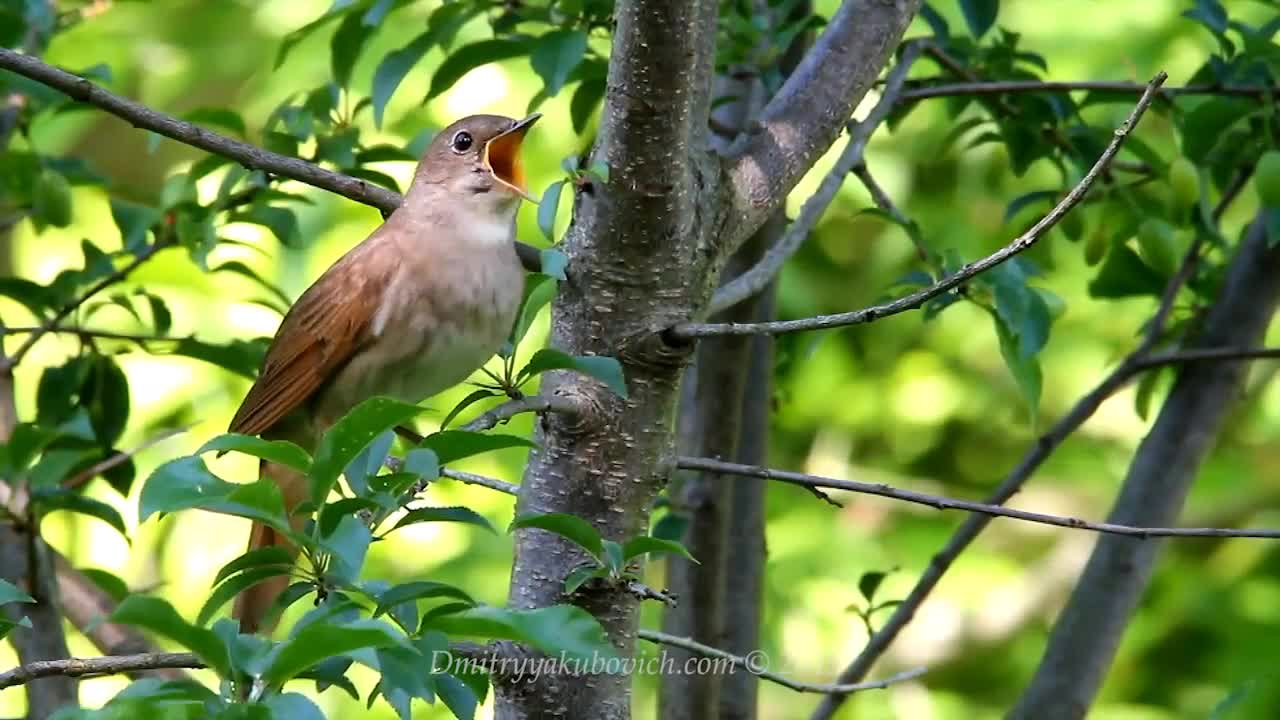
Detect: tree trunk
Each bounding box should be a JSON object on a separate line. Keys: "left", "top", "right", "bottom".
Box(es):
{"left": 493, "top": 1, "right": 917, "bottom": 716}
{"left": 1010, "top": 214, "right": 1280, "bottom": 718}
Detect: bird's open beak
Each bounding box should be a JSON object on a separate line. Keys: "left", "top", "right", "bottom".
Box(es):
{"left": 484, "top": 113, "right": 541, "bottom": 201}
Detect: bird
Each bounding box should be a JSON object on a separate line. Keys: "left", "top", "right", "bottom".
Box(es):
{"left": 226, "top": 113, "right": 539, "bottom": 633}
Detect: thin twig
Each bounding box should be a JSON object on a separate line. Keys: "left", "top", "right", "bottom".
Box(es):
{"left": 63, "top": 426, "right": 188, "bottom": 491}
{"left": 2, "top": 238, "right": 174, "bottom": 370}
{"left": 441, "top": 467, "right": 518, "bottom": 496}
{"left": 677, "top": 456, "right": 1280, "bottom": 539}
{"left": 0, "top": 652, "right": 204, "bottom": 689}
{"left": 0, "top": 48, "right": 543, "bottom": 271}
{"left": 674, "top": 71, "right": 1168, "bottom": 339}
{"left": 0, "top": 326, "right": 177, "bottom": 344}
{"left": 709, "top": 41, "right": 925, "bottom": 315}
{"left": 624, "top": 579, "right": 678, "bottom": 607}
{"left": 0, "top": 640, "right": 499, "bottom": 689}
{"left": 808, "top": 343, "right": 1279, "bottom": 718}
{"left": 636, "top": 629, "right": 926, "bottom": 695}
{"left": 459, "top": 394, "right": 583, "bottom": 433}
{"left": 898, "top": 78, "right": 1278, "bottom": 104}
{"left": 0, "top": 49, "right": 398, "bottom": 214}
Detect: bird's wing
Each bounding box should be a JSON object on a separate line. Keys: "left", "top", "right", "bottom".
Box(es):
{"left": 228, "top": 238, "right": 392, "bottom": 438}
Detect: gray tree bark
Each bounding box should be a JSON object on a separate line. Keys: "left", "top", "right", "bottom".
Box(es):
{"left": 495, "top": 1, "right": 919, "bottom": 717}
{"left": 1010, "top": 215, "right": 1280, "bottom": 718}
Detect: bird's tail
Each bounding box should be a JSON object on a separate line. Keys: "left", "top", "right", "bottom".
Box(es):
{"left": 232, "top": 460, "right": 310, "bottom": 634}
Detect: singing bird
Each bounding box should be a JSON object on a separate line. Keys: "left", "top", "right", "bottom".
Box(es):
{"left": 227, "top": 114, "right": 538, "bottom": 632}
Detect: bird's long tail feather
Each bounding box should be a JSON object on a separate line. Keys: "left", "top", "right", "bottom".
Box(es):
{"left": 232, "top": 460, "right": 310, "bottom": 634}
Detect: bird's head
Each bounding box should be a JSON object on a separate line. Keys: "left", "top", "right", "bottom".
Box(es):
{"left": 410, "top": 113, "right": 541, "bottom": 213}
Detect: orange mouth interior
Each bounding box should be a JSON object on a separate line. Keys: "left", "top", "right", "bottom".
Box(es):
{"left": 484, "top": 117, "right": 537, "bottom": 199}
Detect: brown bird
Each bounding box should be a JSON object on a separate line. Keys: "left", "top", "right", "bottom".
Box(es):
{"left": 227, "top": 113, "right": 538, "bottom": 633}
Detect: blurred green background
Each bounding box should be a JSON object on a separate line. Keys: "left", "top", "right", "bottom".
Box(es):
{"left": 3, "top": 1, "right": 1280, "bottom": 718}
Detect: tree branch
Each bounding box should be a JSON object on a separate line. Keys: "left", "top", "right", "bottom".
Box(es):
{"left": 1011, "top": 212, "right": 1280, "bottom": 717}
{"left": 0, "top": 653, "right": 204, "bottom": 689}
{"left": 0, "top": 48, "right": 397, "bottom": 213}
{"left": 0, "top": 641, "right": 497, "bottom": 689}
{"left": 709, "top": 40, "right": 925, "bottom": 315}
{"left": 441, "top": 467, "right": 518, "bottom": 496}
{"left": 898, "top": 78, "right": 1280, "bottom": 104}
{"left": 0, "top": 49, "right": 543, "bottom": 271}
{"left": 458, "top": 393, "right": 583, "bottom": 433}
{"left": 722, "top": 0, "right": 920, "bottom": 252}
{"left": 808, "top": 220, "right": 1248, "bottom": 719}
{"left": 637, "top": 629, "right": 926, "bottom": 695}
{"left": 679, "top": 71, "right": 1168, "bottom": 339}
{"left": 0, "top": 326, "right": 177, "bottom": 344}
{"left": 677, "top": 456, "right": 1280, "bottom": 539}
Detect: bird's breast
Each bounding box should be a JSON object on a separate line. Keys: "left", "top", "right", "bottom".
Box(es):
{"left": 314, "top": 241, "right": 523, "bottom": 425}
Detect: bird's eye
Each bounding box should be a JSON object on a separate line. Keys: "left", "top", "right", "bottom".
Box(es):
{"left": 451, "top": 131, "right": 473, "bottom": 153}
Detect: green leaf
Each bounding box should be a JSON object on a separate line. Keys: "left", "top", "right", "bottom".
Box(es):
{"left": 330, "top": 8, "right": 374, "bottom": 88}
{"left": 509, "top": 512, "right": 604, "bottom": 561}
{"left": 435, "top": 671, "right": 480, "bottom": 720}
{"left": 508, "top": 274, "right": 558, "bottom": 350}
{"left": 418, "top": 430, "right": 535, "bottom": 465}
{"left": 109, "top": 199, "right": 159, "bottom": 252}
{"left": 0, "top": 578, "right": 35, "bottom": 606}
{"left": 170, "top": 337, "right": 267, "bottom": 379}
{"left": 427, "top": 605, "right": 617, "bottom": 663}
{"left": 112, "top": 596, "right": 230, "bottom": 677}
{"left": 321, "top": 515, "right": 372, "bottom": 583}
{"left": 426, "top": 39, "right": 526, "bottom": 100}
{"left": 538, "top": 180, "right": 565, "bottom": 240}
{"left": 518, "top": 348, "right": 628, "bottom": 398}
{"left": 530, "top": 29, "right": 588, "bottom": 97}
{"left": 372, "top": 30, "right": 435, "bottom": 128}
{"left": 214, "top": 546, "right": 296, "bottom": 586}
{"left": 374, "top": 581, "right": 475, "bottom": 618}
{"left": 276, "top": 5, "right": 350, "bottom": 69}
{"left": 403, "top": 446, "right": 440, "bottom": 479}
{"left": 1179, "top": 97, "right": 1255, "bottom": 164}
{"left": 140, "top": 458, "right": 293, "bottom": 533}
{"left": 858, "top": 571, "right": 887, "bottom": 603}
{"left": 212, "top": 261, "right": 293, "bottom": 309}
{"left": 959, "top": 0, "right": 998, "bottom": 38}
{"left": 441, "top": 389, "right": 501, "bottom": 429}
{"left": 233, "top": 205, "right": 301, "bottom": 247}
{"left": 390, "top": 506, "right": 496, "bottom": 534}
{"left": 0, "top": 276, "right": 58, "bottom": 316}
{"left": 311, "top": 397, "right": 425, "bottom": 505}
{"left": 197, "top": 565, "right": 294, "bottom": 627}
{"left": 540, "top": 248, "right": 569, "bottom": 281}
{"left": 993, "top": 313, "right": 1042, "bottom": 420}
{"left": 79, "top": 568, "right": 130, "bottom": 603}
{"left": 319, "top": 497, "right": 385, "bottom": 537}
{"left": 570, "top": 76, "right": 606, "bottom": 134}
{"left": 197, "top": 434, "right": 311, "bottom": 473}
{"left": 1088, "top": 243, "right": 1167, "bottom": 299}
{"left": 266, "top": 693, "right": 326, "bottom": 720}
{"left": 564, "top": 565, "right": 608, "bottom": 595}
{"left": 27, "top": 448, "right": 96, "bottom": 488}
{"left": 32, "top": 167, "right": 72, "bottom": 227}
{"left": 621, "top": 536, "right": 696, "bottom": 563}
{"left": 263, "top": 620, "right": 404, "bottom": 688}
{"left": 601, "top": 539, "right": 624, "bottom": 573}
{"left": 139, "top": 457, "right": 236, "bottom": 522}
{"left": 33, "top": 490, "right": 129, "bottom": 538}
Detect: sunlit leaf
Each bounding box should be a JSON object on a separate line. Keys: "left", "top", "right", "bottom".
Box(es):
{"left": 509, "top": 512, "right": 604, "bottom": 561}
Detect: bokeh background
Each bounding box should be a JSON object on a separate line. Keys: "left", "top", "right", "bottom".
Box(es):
{"left": 3, "top": 1, "right": 1279, "bottom": 718}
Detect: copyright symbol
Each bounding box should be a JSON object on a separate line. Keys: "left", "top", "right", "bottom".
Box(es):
{"left": 744, "top": 650, "right": 768, "bottom": 674}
